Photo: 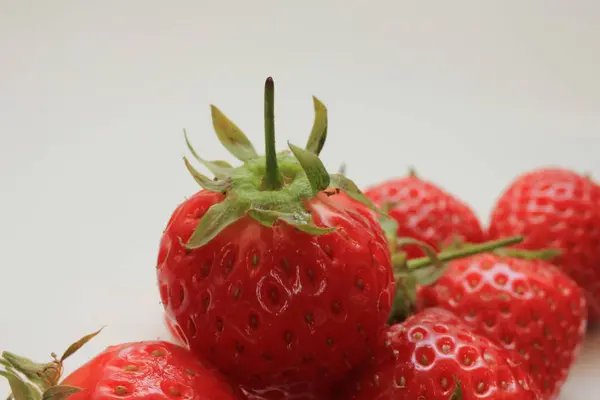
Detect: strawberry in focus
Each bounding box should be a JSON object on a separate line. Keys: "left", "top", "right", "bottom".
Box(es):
{"left": 1, "top": 331, "right": 240, "bottom": 400}
{"left": 336, "top": 308, "right": 542, "bottom": 399}
{"left": 157, "top": 78, "right": 393, "bottom": 396}
{"left": 487, "top": 168, "right": 600, "bottom": 322}
{"left": 365, "top": 171, "right": 484, "bottom": 259}
{"left": 417, "top": 251, "right": 587, "bottom": 399}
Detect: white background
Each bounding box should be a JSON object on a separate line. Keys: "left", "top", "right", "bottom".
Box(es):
{"left": 1, "top": 1, "right": 599, "bottom": 398}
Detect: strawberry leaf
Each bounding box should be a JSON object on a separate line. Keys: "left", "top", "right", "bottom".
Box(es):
{"left": 183, "top": 157, "right": 230, "bottom": 193}
{"left": 60, "top": 328, "right": 103, "bottom": 362}
{"left": 305, "top": 96, "right": 328, "bottom": 155}
{"left": 186, "top": 197, "right": 249, "bottom": 249}
{"left": 210, "top": 105, "right": 258, "bottom": 162}
{"left": 183, "top": 129, "right": 233, "bottom": 179}
{"left": 0, "top": 370, "right": 42, "bottom": 400}
{"left": 42, "top": 386, "right": 81, "bottom": 400}
{"left": 328, "top": 174, "right": 380, "bottom": 213}
{"left": 248, "top": 208, "right": 335, "bottom": 235}
{"left": 288, "top": 142, "right": 330, "bottom": 195}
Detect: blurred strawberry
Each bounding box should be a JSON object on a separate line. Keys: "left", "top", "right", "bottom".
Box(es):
{"left": 336, "top": 308, "right": 542, "bottom": 399}
{"left": 365, "top": 171, "right": 484, "bottom": 259}
{"left": 417, "top": 250, "right": 587, "bottom": 399}
{"left": 487, "top": 167, "right": 600, "bottom": 322}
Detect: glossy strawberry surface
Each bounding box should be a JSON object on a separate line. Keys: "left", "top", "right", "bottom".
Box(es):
{"left": 365, "top": 174, "right": 484, "bottom": 259}
{"left": 62, "top": 341, "right": 239, "bottom": 400}
{"left": 338, "top": 308, "right": 542, "bottom": 400}
{"left": 487, "top": 168, "right": 600, "bottom": 321}
{"left": 157, "top": 189, "right": 393, "bottom": 395}
{"left": 418, "top": 253, "right": 587, "bottom": 399}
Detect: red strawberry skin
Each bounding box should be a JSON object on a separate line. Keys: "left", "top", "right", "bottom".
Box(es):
{"left": 487, "top": 168, "right": 600, "bottom": 321}
{"left": 365, "top": 175, "right": 484, "bottom": 259}
{"left": 338, "top": 308, "right": 542, "bottom": 399}
{"left": 157, "top": 190, "right": 393, "bottom": 394}
{"left": 62, "top": 341, "right": 239, "bottom": 400}
{"left": 417, "top": 253, "right": 587, "bottom": 399}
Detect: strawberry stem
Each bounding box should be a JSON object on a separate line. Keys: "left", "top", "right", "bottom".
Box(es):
{"left": 263, "top": 77, "right": 283, "bottom": 190}
{"left": 400, "top": 236, "right": 524, "bottom": 271}
{"left": 494, "top": 247, "right": 561, "bottom": 260}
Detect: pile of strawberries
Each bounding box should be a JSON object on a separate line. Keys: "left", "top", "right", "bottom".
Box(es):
{"left": 3, "top": 78, "right": 600, "bottom": 400}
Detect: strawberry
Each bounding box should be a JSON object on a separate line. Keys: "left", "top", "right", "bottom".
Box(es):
{"left": 337, "top": 308, "right": 542, "bottom": 399}
{"left": 157, "top": 78, "right": 394, "bottom": 396}
{"left": 1, "top": 330, "right": 239, "bottom": 400}
{"left": 365, "top": 171, "right": 485, "bottom": 259}
{"left": 487, "top": 168, "right": 600, "bottom": 322}
{"left": 417, "top": 251, "right": 587, "bottom": 399}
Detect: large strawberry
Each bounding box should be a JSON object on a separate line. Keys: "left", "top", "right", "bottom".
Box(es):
{"left": 487, "top": 168, "right": 600, "bottom": 322}
{"left": 157, "top": 78, "right": 394, "bottom": 396}
{"left": 336, "top": 308, "right": 542, "bottom": 399}
{"left": 365, "top": 172, "right": 485, "bottom": 259}
{"left": 417, "top": 251, "right": 587, "bottom": 399}
{"left": 1, "top": 330, "right": 239, "bottom": 400}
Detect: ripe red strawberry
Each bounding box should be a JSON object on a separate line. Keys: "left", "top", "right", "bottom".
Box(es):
{"left": 365, "top": 172, "right": 485, "bottom": 259}
{"left": 337, "top": 308, "right": 542, "bottom": 399}
{"left": 417, "top": 251, "right": 587, "bottom": 399}
{"left": 1, "top": 330, "right": 239, "bottom": 400}
{"left": 157, "top": 78, "right": 394, "bottom": 396}
{"left": 487, "top": 168, "right": 600, "bottom": 321}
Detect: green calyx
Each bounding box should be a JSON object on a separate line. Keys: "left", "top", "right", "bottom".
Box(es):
{"left": 388, "top": 236, "right": 524, "bottom": 324}
{"left": 182, "top": 77, "right": 379, "bottom": 250}
{"left": 1, "top": 328, "right": 102, "bottom": 400}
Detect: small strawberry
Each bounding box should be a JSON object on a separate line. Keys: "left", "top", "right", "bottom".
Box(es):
{"left": 365, "top": 171, "right": 485, "bottom": 259}
{"left": 417, "top": 250, "right": 587, "bottom": 399}
{"left": 0, "top": 330, "right": 239, "bottom": 400}
{"left": 487, "top": 168, "right": 600, "bottom": 322}
{"left": 337, "top": 308, "right": 542, "bottom": 399}
{"left": 157, "top": 78, "right": 394, "bottom": 395}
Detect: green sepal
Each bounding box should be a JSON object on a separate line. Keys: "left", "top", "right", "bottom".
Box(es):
{"left": 388, "top": 272, "right": 417, "bottom": 325}
{"left": 328, "top": 174, "right": 381, "bottom": 213}
{"left": 210, "top": 105, "right": 258, "bottom": 162}
{"left": 305, "top": 96, "right": 328, "bottom": 155}
{"left": 183, "top": 129, "right": 233, "bottom": 179}
{"left": 0, "top": 370, "right": 41, "bottom": 400}
{"left": 379, "top": 201, "right": 399, "bottom": 214}
{"left": 388, "top": 239, "right": 447, "bottom": 324}
{"left": 248, "top": 208, "right": 335, "bottom": 235}
{"left": 379, "top": 215, "right": 398, "bottom": 253}
{"left": 450, "top": 377, "right": 463, "bottom": 400}
{"left": 60, "top": 328, "right": 103, "bottom": 363}
{"left": 42, "top": 386, "right": 81, "bottom": 400}
{"left": 185, "top": 196, "right": 249, "bottom": 249}
{"left": 1, "top": 353, "right": 51, "bottom": 390}
{"left": 395, "top": 238, "right": 444, "bottom": 271}
{"left": 183, "top": 157, "right": 230, "bottom": 193}
{"left": 288, "top": 142, "right": 330, "bottom": 195}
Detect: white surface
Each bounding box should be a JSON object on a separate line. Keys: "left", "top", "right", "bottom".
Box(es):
{"left": 1, "top": 1, "right": 599, "bottom": 398}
